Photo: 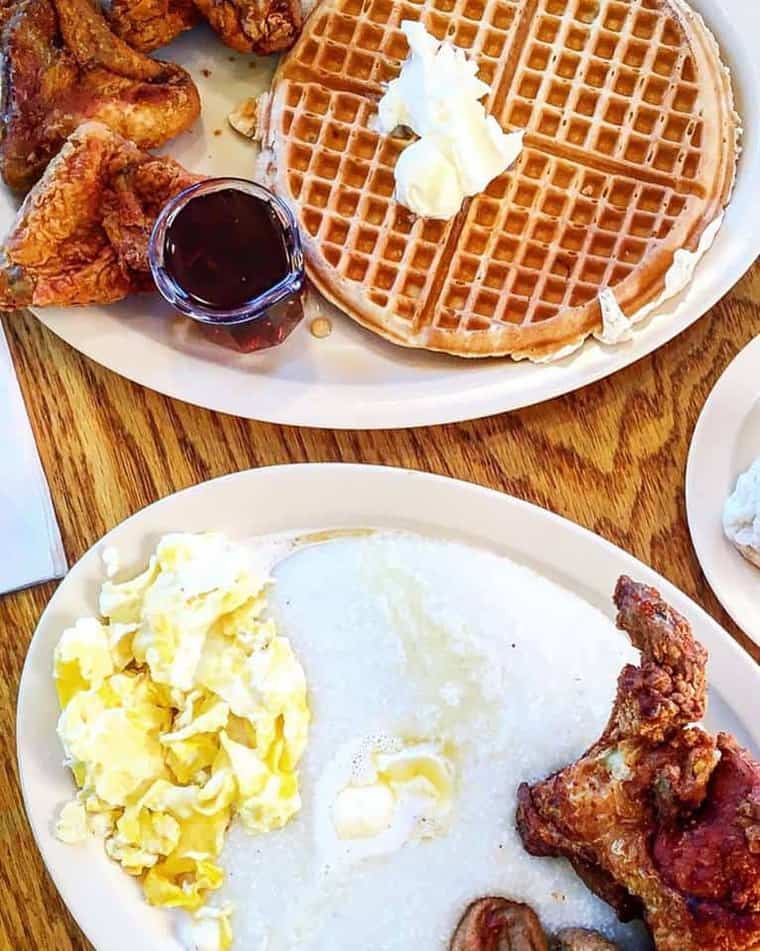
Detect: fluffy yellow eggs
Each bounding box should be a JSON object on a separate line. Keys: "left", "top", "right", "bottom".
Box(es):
{"left": 54, "top": 533, "right": 310, "bottom": 950}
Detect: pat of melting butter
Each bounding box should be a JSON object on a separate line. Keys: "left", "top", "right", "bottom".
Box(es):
{"left": 323, "top": 736, "right": 455, "bottom": 862}
{"left": 334, "top": 784, "right": 395, "bottom": 839}
{"left": 52, "top": 532, "right": 310, "bottom": 951}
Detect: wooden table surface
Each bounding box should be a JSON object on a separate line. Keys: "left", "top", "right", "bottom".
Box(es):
{"left": 1, "top": 265, "right": 759, "bottom": 950}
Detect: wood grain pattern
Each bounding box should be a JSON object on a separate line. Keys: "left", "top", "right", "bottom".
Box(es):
{"left": 1, "top": 262, "right": 758, "bottom": 950}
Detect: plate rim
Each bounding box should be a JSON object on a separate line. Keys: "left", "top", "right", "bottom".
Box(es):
{"left": 33, "top": 222, "right": 760, "bottom": 431}
{"left": 16, "top": 462, "right": 760, "bottom": 951}
{"left": 686, "top": 335, "right": 760, "bottom": 646}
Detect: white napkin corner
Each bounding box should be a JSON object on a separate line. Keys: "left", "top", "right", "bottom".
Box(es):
{"left": 0, "top": 323, "right": 67, "bottom": 594}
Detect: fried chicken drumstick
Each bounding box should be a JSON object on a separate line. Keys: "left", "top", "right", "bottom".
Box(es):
{"left": 0, "top": 122, "right": 201, "bottom": 308}
{"left": 517, "top": 577, "right": 760, "bottom": 951}
{"left": 0, "top": 0, "right": 200, "bottom": 190}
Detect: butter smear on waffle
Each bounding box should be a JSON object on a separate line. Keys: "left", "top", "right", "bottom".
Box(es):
{"left": 375, "top": 21, "right": 524, "bottom": 220}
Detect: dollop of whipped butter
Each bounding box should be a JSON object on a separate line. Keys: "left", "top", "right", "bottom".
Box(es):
{"left": 318, "top": 734, "right": 455, "bottom": 863}
{"left": 723, "top": 454, "right": 760, "bottom": 569}
{"left": 376, "top": 21, "right": 524, "bottom": 219}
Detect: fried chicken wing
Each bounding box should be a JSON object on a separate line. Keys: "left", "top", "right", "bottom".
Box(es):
{"left": 516, "top": 577, "right": 760, "bottom": 951}
{"left": 0, "top": 0, "right": 200, "bottom": 190}
{"left": 193, "top": 0, "right": 301, "bottom": 54}
{"left": 102, "top": 0, "right": 198, "bottom": 51}
{"left": 0, "top": 122, "right": 201, "bottom": 308}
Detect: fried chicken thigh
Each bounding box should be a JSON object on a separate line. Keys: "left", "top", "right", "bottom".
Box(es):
{"left": 516, "top": 577, "right": 760, "bottom": 951}
{"left": 0, "top": 122, "right": 201, "bottom": 308}
{"left": 0, "top": 0, "right": 200, "bottom": 190}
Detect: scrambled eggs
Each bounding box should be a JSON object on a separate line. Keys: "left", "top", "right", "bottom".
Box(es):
{"left": 54, "top": 532, "right": 310, "bottom": 950}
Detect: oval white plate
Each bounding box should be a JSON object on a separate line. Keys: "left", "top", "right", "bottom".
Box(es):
{"left": 16, "top": 463, "right": 760, "bottom": 951}
{"left": 687, "top": 335, "right": 760, "bottom": 646}
{"left": 1, "top": 2, "right": 759, "bottom": 428}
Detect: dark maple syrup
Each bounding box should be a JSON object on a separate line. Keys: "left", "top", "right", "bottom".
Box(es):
{"left": 163, "top": 189, "right": 289, "bottom": 310}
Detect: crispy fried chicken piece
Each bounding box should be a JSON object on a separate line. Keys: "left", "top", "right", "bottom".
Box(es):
{"left": 516, "top": 577, "right": 760, "bottom": 951}
{"left": 0, "top": 122, "right": 201, "bottom": 308}
{"left": 101, "top": 0, "right": 299, "bottom": 54}
{"left": 192, "top": 0, "right": 301, "bottom": 54}
{"left": 102, "top": 0, "right": 198, "bottom": 52}
{"left": 0, "top": 0, "right": 15, "bottom": 29}
{"left": 0, "top": 0, "right": 200, "bottom": 190}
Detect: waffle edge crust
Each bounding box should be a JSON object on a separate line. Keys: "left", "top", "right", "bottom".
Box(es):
{"left": 259, "top": 0, "right": 739, "bottom": 360}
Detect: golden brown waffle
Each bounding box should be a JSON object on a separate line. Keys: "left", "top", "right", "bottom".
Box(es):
{"left": 259, "top": 0, "right": 739, "bottom": 359}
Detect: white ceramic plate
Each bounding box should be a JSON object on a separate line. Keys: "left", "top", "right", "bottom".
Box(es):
{"left": 1, "top": 2, "right": 759, "bottom": 428}
{"left": 686, "top": 335, "right": 760, "bottom": 646}
{"left": 16, "top": 463, "right": 760, "bottom": 951}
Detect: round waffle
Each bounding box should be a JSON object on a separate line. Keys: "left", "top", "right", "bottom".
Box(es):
{"left": 259, "top": 0, "right": 739, "bottom": 360}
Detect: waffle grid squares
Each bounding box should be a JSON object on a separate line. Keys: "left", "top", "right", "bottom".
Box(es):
{"left": 281, "top": 84, "right": 461, "bottom": 322}
{"left": 436, "top": 140, "right": 690, "bottom": 329}
{"left": 291, "top": 0, "right": 523, "bottom": 98}
{"left": 269, "top": 0, "right": 735, "bottom": 353}
{"left": 506, "top": 0, "right": 702, "bottom": 184}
